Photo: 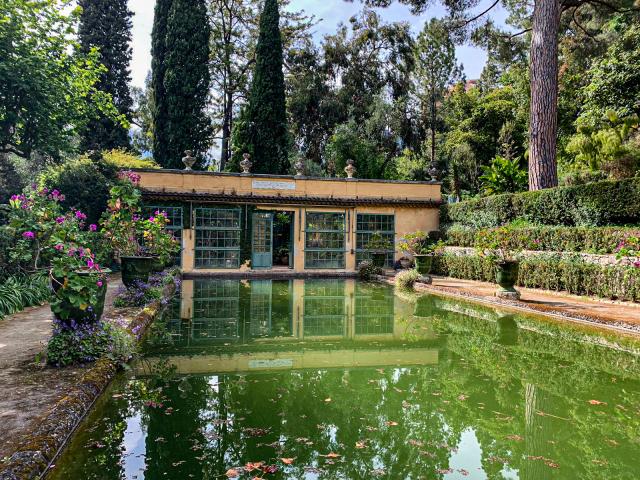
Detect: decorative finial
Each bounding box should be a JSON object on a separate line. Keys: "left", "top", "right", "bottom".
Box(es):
{"left": 344, "top": 158, "right": 356, "bottom": 179}
{"left": 182, "top": 150, "right": 196, "bottom": 170}
{"left": 240, "top": 153, "right": 252, "bottom": 175}
{"left": 294, "top": 158, "right": 305, "bottom": 177}
{"left": 428, "top": 162, "right": 439, "bottom": 181}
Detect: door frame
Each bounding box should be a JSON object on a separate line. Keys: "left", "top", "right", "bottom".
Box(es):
{"left": 251, "top": 212, "right": 274, "bottom": 269}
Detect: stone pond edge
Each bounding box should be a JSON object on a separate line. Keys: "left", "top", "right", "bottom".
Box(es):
{"left": 0, "top": 276, "right": 180, "bottom": 480}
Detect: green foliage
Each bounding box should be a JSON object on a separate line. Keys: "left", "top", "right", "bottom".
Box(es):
{"left": 46, "top": 321, "right": 112, "bottom": 367}
{"left": 77, "top": 0, "right": 133, "bottom": 151}
{"left": 442, "top": 178, "right": 640, "bottom": 228}
{"left": 365, "top": 232, "right": 393, "bottom": 251}
{"left": 102, "top": 149, "right": 159, "bottom": 170}
{"left": 395, "top": 269, "right": 420, "bottom": 290}
{"left": 150, "top": 0, "right": 172, "bottom": 165}
{"left": 357, "top": 260, "right": 383, "bottom": 281}
{"left": 398, "top": 231, "right": 443, "bottom": 255}
{"left": 325, "top": 120, "right": 386, "bottom": 179}
{"left": 580, "top": 24, "right": 640, "bottom": 125}
{"left": 446, "top": 225, "right": 640, "bottom": 254}
{"left": 159, "top": 0, "right": 212, "bottom": 168}
{"left": 243, "top": 0, "right": 289, "bottom": 174}
{"left": 475, "top": 226, "right": 522, "bottom": 262}
{"left": 41, "top": 157, "right": 116, "bottom": 226}
{"left": 0, "top": 273, "right": 50, "bottom": 320}
{"left": 433, "top": 253, "right": 640, "bottom": 301}
{"left": 566, "top": 112, "right": 640, "bottom": 178}
{"left": 479, "top": 155, "right": 528, "bottom": 195}
{"left": 0, "top": 0, "right": 123, "bottom": 160}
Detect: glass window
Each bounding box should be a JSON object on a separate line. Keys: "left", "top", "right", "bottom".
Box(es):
{"left": 194, "top": 208, "right": 241, "bottom": 269}
{"left": 356, "top": 214, "right": 395, "bottom": 267}
{"left": 304, "top": 212, "right": 346, "bottom": 269}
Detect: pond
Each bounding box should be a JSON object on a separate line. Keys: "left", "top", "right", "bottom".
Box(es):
{"left": 48, "top": 279, "right": 640, "bottom": 479}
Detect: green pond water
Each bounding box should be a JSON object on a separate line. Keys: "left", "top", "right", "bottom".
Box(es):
{"left": 48, "top": 279, "right": 640, "bottom": 479}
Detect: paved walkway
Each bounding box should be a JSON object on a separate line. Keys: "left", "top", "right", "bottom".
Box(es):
{"left": 0, "top": 275, "right": 122, "bottom": 460}
{"left": 420, "top": 276, "right": 640, "bottom": 331}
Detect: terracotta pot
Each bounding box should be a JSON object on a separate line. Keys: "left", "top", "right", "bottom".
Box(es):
{"left": 120, "top": 256, "right": 155, "bottom": 288}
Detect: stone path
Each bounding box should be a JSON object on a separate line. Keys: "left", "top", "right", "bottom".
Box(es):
{"left": 421, "top": 276, "right": 640, "bottom": 331}
{"left": 0, "top": 275, "right": 122, "bottom": 460}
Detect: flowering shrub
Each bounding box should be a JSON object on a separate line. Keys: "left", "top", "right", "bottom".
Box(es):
{"left": 101, "top": 171, "right": 179, "bottom": 263}
{"left": 395, "top": 269, "right": 420, "bottom": 290}
{"left": 475, "top": 227, "right": 522, "bottom": 263}
{"left": 113, "top": 270, "right": 181, "bottom": 308}
{"left": 398, "top": 231, "right": 444, "bottom": 256}
{"left": 7, "top": 184, "right": 107, "bottom": 322}
{"left": 615, "top": 235, "right": 640, "bottom": 268}
{"left": 357, "top": 260, "right": 383, "bottom": 281}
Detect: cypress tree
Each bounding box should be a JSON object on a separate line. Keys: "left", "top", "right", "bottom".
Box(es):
{"left": 78, "top": 0, "right": 133, "bottom": 152}
{"left": 158, "top": 0, "right": 212, "bottom": 169}
{"left": 150, "top": 0, "right": 172, "bottom": 164}
{"left": 245, "top": 0, "right": 289, "bottom": 174}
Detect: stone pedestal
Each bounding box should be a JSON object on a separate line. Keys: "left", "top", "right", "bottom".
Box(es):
{"left": 417, "top": 275, "right": 433, "bottom": 285}
{"left": 496, "top": 289, "right": 521, "bottom": 300}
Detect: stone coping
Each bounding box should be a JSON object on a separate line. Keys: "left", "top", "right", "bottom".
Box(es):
{"left": 0, "top": 280, "right": 179, "bottom": 480}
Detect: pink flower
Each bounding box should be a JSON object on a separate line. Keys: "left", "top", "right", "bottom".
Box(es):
{"left": 54, "top": 244, "right": 64, "bottom": 251}
{"left": 148, "top": 216, "right": 155, "bottom": 222}
{"left": 96, "top": 280, "right": 103, "bottom": 287}
{"left": 55, "top": 216, "right": 65, "bottom": 224}
{"left": 22, "top": 231, "right": 35, "bottom": 239}
{"left": 75, "top": 211, "right": 87, "bottom": 221}
{"left": 87, "top": 259, "right": 95, "bottom": 269}
{"left": 89, "top": 224, "right": 97, "bottom": 232}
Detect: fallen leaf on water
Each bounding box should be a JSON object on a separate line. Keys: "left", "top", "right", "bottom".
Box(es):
{"left": 225, "top": 469, "right": 240, "bottom": 478}
{"left": 505, "top": 435, "right": 523, "bottom": 441}
{"left": 588, "top": 399, "right": 607, "bottom": 405}
{"left": 458, "top": 394, "right": 468, "bottom": 401}
{"left": 245, "top": 462, "right": 264, "bottom": 472}
{"left": 281, "top": 458, "right": 294, "bottom": 465}
{"left": 261, "top": 465, "right": 278, "bottom": 474}
{"left": 385, "top": 421, "right": 398, "bottom": 426}
{"left": 324, "top": 398, "right": 332, "bottom": 402}
{"left": 323, "top": 452, "right": 341, "bottom": 458}
{"left": 355, "top": 441, "right": 366, "bottom": 449}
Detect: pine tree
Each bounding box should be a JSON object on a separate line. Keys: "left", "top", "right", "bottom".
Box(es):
{"left": 243, "top": 0, "right": 289, "bottom": 174}
{"left": 158, "top": 0, "right": 212, "bottom": 169}
{"left": 150, "top": 0, "right": 172, "bottom": 165}
{"left": 78, "top": 0, "right": 133, "bottom": 152}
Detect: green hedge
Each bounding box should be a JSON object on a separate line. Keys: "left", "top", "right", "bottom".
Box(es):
{"left": 445, "top": 226, "right": 640, "bottom": 254}
{"left": 441, "top": 178, "right": 640, "bottom": 228}
{"left": 433, "top": 254, "right": 640, "bottom": 302}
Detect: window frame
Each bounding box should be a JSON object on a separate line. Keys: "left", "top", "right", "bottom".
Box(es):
{"left": 304, "top": 211, "right": 346, "bottom": 270}
{"left": 355, "top": 213, "right": 396, "bottom": 268}
{"left": 194, "top": 207, "right": 242, "bottom": 269}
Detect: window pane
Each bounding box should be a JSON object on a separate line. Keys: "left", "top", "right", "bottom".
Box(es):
{"left": 195, "top": 208, "right": 241, "bottom": 269}
{"left": 304, "top": 212, "right": 346, "bottom": 269}
{"left": 356, "top": 214, "right": 395, "bottom": 268}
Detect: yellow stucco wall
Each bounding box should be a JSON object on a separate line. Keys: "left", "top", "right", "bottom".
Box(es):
{"left": 134, "top": 169, "right": 441, "bottom": 273}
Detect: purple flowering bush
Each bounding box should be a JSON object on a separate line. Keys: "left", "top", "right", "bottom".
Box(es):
{"left": 113, "top": 269, "right": 181, "bottom": 308}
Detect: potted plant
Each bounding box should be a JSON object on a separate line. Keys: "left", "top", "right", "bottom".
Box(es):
{"left": 476, "top": 226, "right": 521, "bottom": 299}
{"left": 278, "top": 246, "right": 290, "bottom": 266}
{"left": 398, "top": 231, "right": 443, "bottom": 275}
{"left": 101, "top": 171, "right": 179, "bottom": 288}
{"left": 365, "top": 232, "right": 393, "bottom": 268}
{"left": 8, "top": 185, "right": 111, "bottom": 323}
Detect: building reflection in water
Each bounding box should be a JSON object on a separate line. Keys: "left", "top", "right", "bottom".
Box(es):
{"left": 170, "top": 279, "right": 403, "bottom": 346}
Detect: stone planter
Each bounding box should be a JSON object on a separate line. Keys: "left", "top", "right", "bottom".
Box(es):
{"left": 414, "top": 254, "right": 433, "bottom": 275}
{"left": 400, "top": 257, "right": 413, "bottom": 269}
{"left": 151, "top": 257, "right": 165, "bottom": 273}
{"left": 50, "top": 269, "right": 110, "bottom": 324}
{"left": 495, "top": 260, "right": 520, "bottom": 299}
{"left": 371, "top": 252, "right": 387, "bottom": 268}
{"left": 121, "top": 256, "right": 156, "bottom": 288}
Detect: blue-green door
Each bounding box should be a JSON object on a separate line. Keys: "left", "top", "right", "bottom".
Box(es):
{"left": 252, "top": 212, "right": 273, "bottom": 269}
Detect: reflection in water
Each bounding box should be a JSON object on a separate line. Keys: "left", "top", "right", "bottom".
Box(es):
{"left": 48, "top": 279, "right": 640, "bottom": 480}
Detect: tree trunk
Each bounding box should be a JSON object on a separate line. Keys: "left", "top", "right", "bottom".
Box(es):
{"left": 528, "top": 0, "right": 560, "bottom": 190}
{"left": 430, "top": 90, "right": 436, "bottom": 165}
{"left": 219, "top": 91, "right": 232, "bottom": 172}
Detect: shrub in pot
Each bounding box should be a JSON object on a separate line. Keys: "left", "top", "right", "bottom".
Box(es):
{"left": 7, "top": 185, "right": 110, "bottom": 322}
{"left": 476, "top": 226, "right": 522, "bottom": 299}
{"left": 365, "top": 232, "right": 393, "bottom": 268}
{"left": 101, "top": 171, "right": 179, "bottom": 288}
{"left": 398, "top": 230, "right": 444, "bottom": 275}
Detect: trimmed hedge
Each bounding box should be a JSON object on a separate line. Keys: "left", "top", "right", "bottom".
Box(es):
{"left": 445, "top": 226, "right": 640, "bottom": 254}
{"left": 433, "top": 253, "right": 640, "bottom": 302}
{"left": 441, "top": 178, "right": 640, "bottom": 228}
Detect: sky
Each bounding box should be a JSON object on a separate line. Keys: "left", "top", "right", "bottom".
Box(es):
{"left": 128, "top": 0, "right": 510, "bottom": 89}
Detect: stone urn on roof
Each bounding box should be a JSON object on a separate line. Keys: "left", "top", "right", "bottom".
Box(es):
{"left": 240, "top": 153, "right": 252, "bottom": 175}
{"left": 344, "top": 158, "right": 356, "bottom": 179}
{"left": 182, "top": 150, "right": 196, "bottom": 170}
